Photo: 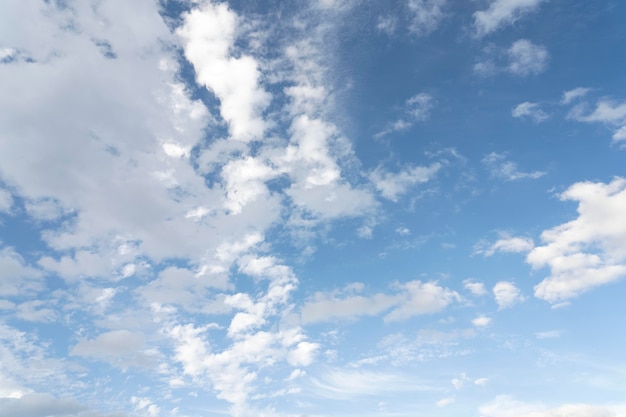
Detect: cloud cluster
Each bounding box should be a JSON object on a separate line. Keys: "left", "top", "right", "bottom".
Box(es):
{"left": 528, "top": 177, "right": 626, "bottom": 302}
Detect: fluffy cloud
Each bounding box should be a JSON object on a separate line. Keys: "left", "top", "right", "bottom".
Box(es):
{"left": 369, "top": 163, "right": 441, "bottom": 202}
{"left": 493, "top": 281, "right": 525, "bottom": 309}
{"left": 472, "top": 316, "right": 492, "bottom": 327}
{"left": 568, "top": 98, "right": 626, "bottom": 144}
{"left": 70, "top": 330, "right": 151, "bottom": 368}
{"left": 476, "top": 234, "right": 535, "bottom": 256}
{"left": 177, "top": 2, "right": 270, "bottom": 142}
{"left": 528, "top": 178, "right": 626, "bottom": 302}
{"left": 482, "top": 153, "right": 545, "bottom": 181}
{"left": 0, "top": 247, "right": 43, "bottom": 297}
{"left": 407, "top": 0, "right": 447, "bottom": 36}
{"left": 474, "top": 0, "right": 546, "bottom": 37}
{"left": 464, "top": 280, "right": 487, "bottom": 296}
{"left": 507, "top": 39, "right": 549, "bottom": 76}
{"left": 512, "top": 102, "right": 548, "bottom": 122}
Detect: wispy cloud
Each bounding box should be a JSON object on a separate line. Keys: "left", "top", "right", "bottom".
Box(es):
{"left": 482, "top": 153, "right": 546, "bottom": 181}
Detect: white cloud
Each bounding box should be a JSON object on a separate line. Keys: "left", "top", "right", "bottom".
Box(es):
{"left": 407, "top": 0, "right": 447, "bottom": 36}
{"left": 177, "top": 3, "right": 270, "bottom": 142}
{"left": 71, "top": 330, "right": 144, "bottom": 357}
{"left": 476, "top": 234, "right": 535, "bottom": 256}
{"left": 0, "top": 247, "right": 43, "bottom": 297}
{"left": 472, "top": 316, "right": 492, "bottom": 327}
{"left": 512, "top": 101, "right": 548, "bottom": 122}
{"left": 375, "top": 93, "right": 435, "bottom": 138}
{"left": 376, "top": 16, "right": 397, "bottom": 35}
{"left": 311, "top": 368, "right": 430, "bottom": 399}
{"left": 475, "top": 377, "right": 488, "bottom": 386}
{"left": 436, "top": 397, "right": 455, "bottom": 407}
{"left": 493, "top": 281, "right": 525, "bottom": 309}
{"left": 474, "top": 0, "right": 546, "bottom": 37}
{"left": 300, "top": 291, "right": 399, "bottom": 324}
{"left": 480, "top": 395, "right": 626, "bottom": 417}
{"left": 463, "top": 279, "right": 487, "bottom": 296}
{"left": 300, "top": 280, "right": 459, "bottom": 323}
{"left": 561, "top": 87, "right": 592, "bottom": 105}
{"left": 567, "top": 98, "right": 626, "bottom": 143}
{"left": 507, "top": 39, "right": 549, "bottom": 76}
{"left": 384, "top": 280, "right": 461, "bottom": 321}
{"left": 370, "top": 163, "right": 441, "bottom": 202}
{"left": 483, "top": 152, "right": 545, "bottom": 181}
{"left": 528, "top": 177, "right": 626, "bottom": 302}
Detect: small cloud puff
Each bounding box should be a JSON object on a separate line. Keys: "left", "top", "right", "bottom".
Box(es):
{"left": 474, "top": 0, "right": 546, "bottom": 37}
{"left": 507, "top": 39, "right": 549, "bottom": 76}
{"left": 493, "top": 281, "right": 525, "bottom": 309}
{"left": 512, "top": 102, "right": 548, "bottom": 122}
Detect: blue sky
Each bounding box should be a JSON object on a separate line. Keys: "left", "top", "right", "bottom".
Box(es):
{"left": 1, "top": 0, "right": 626, "bottom": 416}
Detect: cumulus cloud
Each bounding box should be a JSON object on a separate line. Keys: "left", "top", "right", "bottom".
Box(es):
{"left": 464, "top": 279, "right": 487, "bottom": 296}
{"left": 476, "top": 234, "right": 535, "bottom": 256}
{"left": 482, "top": 153, "right": 545, "bottom": 181}
{"left": 567, "top": 98, "right": 626, "bottom": 144}
{"left": 177, "top": 2, "right": 270, "bottom": 142}
{"left": 407, "top": 0, "right": 447, "bottom": 36}
{"left": 512, "top": 102, "right": 548, "bottom": 122}
{"left": 507, "top": 39, "right": 549, "bottom": 76}
{"left": 528, "top": 177, "right": 626, "bottom": 302}
{"left": 493, "top": 281, "right": 525, "bottom": 309}
{"left": 474, "top": 0, "right": 546, "bottom": 37}
{"left": 369, "top": 163, "right": 441, "bottom": 202}
{"left": 472, "top": 316, "right": 492, "bottom": 327}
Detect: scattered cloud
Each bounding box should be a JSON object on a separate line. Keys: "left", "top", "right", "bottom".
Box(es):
{"left": 507, "top": 39, "right": 549, "bottom": 76}
{"left": 474, "top": 0, "right": 546, "bottom": 37}
{"left": 311, "top": 368, "right": 430, "bottom": 399}
{"left": 476, "top": 234, "right": 535, "bottom": 256}
{"left": 375, "top": 93, "right": 435, "bottom": 138}
{"left": 472, "top": 316, "right": 492, "bottom": 327}
{"left": 483, "top": 153, "right": 546, "bottom": 181}
{"left": 512, "top": 102, "right": 548, "bottom": 122}
{"left": 408, "top": 0, "right": 447, "bottom": 36}
{"left": 369, "top": 162, "right": 441, "bottom": 201}
{"left": 493, "top": 281, "right": 525, "bottom": 309}
{"left": 464, "top": 280, "right": 487, "bottom": 296}
{"left": 561, "top": 87, "right": 592, "bottom": 105}
{"left": 568, "top": 98, "right": 626, "bottom": 144}
{"left": 528, "top": 177, "right": 626, "bottom": 302}
{"left": 300, "top": 280, "right": 460, "bottom": 323}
